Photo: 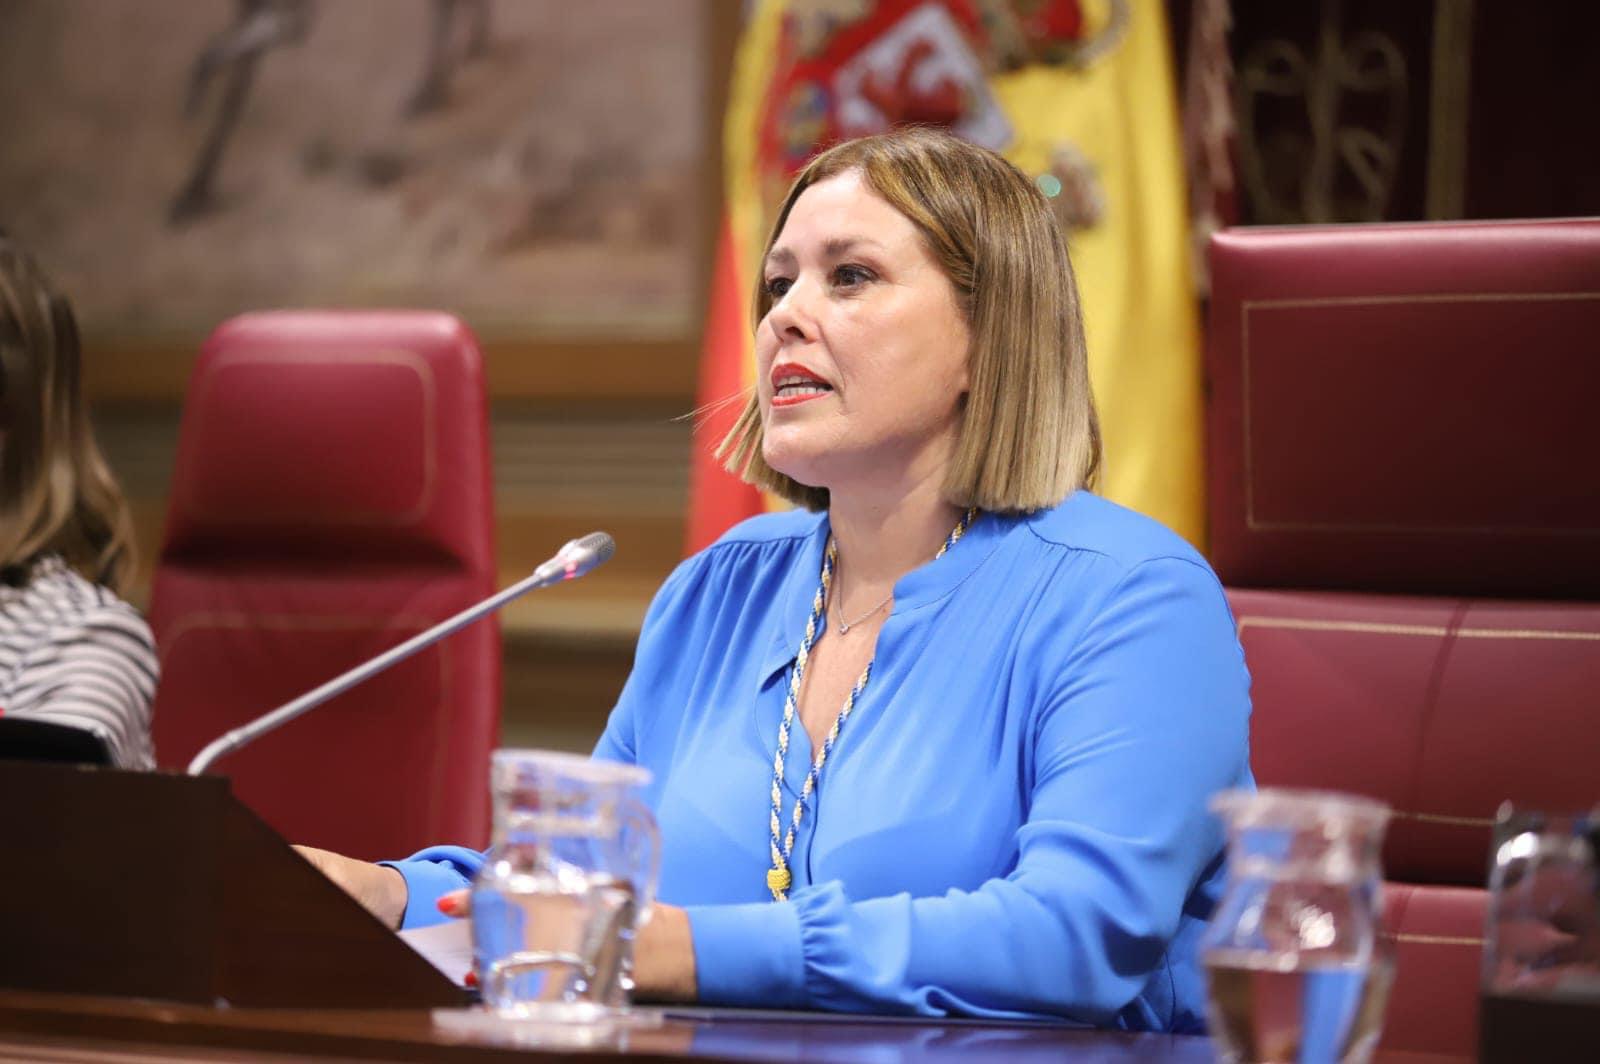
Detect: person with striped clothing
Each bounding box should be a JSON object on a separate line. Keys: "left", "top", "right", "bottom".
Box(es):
{"left": 0, "top": 234, "right": 156, "bottom": 770}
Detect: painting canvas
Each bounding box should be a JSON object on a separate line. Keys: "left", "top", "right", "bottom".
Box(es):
{"left": 0, "top": 0, "right": 709, "bottom": 344}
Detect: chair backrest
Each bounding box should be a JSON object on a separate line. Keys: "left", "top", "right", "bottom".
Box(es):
{"left": 150, "top": 311, "right": 499, "bottom": 860}
{"left": 1205, "top": 219, "right": 1600, "bottom": 1057}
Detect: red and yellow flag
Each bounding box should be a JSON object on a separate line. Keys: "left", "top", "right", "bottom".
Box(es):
{"left": 688, "top": 1, "right": 1203, "bottom": 552}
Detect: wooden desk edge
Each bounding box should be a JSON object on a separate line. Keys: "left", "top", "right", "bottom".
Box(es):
{"left": 0, "top": 991, "right": 1228, "bottom": 1063}
{"left": 0, "top": 991, "right": 681, "bottom": 1062}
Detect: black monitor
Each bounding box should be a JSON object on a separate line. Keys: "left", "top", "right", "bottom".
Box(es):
{"left": 0, "top": 717, "right": 113, "bottom": 766}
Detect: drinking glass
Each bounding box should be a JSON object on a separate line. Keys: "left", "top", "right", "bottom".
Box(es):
{"left": 1478, "top": 804, "right": 1600, "bottom": 1060}
{"left": 1482, "top": 803, "right": 1600, "bottom": 994}
{"left": 1201, "top": 788, "right": 1394, "bottom": 1064}
{"left": 470, "top": 749, "right": 659, "bottom": 1022}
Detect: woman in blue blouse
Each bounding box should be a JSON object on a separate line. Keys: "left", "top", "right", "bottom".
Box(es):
{"left": 306, "top": 128, "right": 1252, "bottom": 1031}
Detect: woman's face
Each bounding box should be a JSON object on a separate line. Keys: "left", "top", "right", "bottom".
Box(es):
{"left": 756, "top": 170, "right": 970, "bottom": 498}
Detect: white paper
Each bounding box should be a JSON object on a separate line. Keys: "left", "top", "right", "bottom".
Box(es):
{"left": 398, "top": 918, "right": 475, "bottom": 986}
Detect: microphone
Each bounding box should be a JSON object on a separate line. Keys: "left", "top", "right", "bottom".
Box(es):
{"left": 186, "top": 532, "right": 616, "bottom": 776}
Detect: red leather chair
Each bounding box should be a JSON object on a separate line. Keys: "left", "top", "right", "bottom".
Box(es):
{"left": 150, "top": 311, "right": 500, "bottom": 861}
{"left": 1205, "top": 219, "right": 1600, "bottom": 1057}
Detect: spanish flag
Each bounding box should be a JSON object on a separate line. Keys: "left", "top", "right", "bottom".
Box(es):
{"left": 688, "top": 1, "right": 1203, "bottom": 552}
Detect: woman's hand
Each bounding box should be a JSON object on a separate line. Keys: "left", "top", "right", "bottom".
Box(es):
{"left": 634, "top": 903, "right": 697, "bottom": 1002}
{"left": 436, "top": 890, "right": 698, "bottom": 1001}
{"left": 294, "top": 845, "right": 408, "bottom": 930}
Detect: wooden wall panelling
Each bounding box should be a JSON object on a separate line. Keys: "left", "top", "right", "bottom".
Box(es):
{"left": 502, "top": 629, "right": 640, "bottom": 754}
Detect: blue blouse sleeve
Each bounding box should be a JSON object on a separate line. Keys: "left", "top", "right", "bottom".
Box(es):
{"left": 381, "top": 846, "right": 485, "bottom": 930}
{"left": 684, "top": 557, "right": 1252, "bottom": 1024}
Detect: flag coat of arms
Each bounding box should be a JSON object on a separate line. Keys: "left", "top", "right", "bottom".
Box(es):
{"left": 689, "top": 0, "right": 1202, "bottom": 552}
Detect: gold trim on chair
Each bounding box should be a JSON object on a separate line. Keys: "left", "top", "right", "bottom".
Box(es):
{"left": 1237, "top": 616, "right": 1600, "bottom": 643}
{"left": 1382, "top": 932, "right": 1483, "bottom": 947}
{"left": 1238, "top": 291, "right": 1600, "bottom": 534}
{"left": 1391, "top": 811, "right": 1494, "bottom": 828}
{"left": 1235, "top": 613, "right": 1598, "bottom": 830}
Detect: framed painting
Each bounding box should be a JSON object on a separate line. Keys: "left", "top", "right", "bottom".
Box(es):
{"left": 0, "top": 0, "right": 725, "bottom": 399}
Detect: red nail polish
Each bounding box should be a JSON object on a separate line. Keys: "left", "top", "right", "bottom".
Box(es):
{"left": 464, "top": 970, "right": 478, "bottom": 988}
{"left": 436, "top": 894, "right": 458, "bottom": 915}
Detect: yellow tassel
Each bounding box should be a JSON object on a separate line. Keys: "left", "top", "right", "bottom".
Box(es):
{"left": 767, "top": 866, "right": 791, "bottom": 898}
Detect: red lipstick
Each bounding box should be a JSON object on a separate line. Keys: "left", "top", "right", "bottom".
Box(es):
{"left": 769, "top": 362, "right": 833, "bottom": 407}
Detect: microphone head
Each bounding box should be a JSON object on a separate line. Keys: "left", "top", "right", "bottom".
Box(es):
{"left": 542, "top": 531, "right": 615, "bottom": 582}
{"left": 572, "top": 531, "right": 616, "bottom": 567}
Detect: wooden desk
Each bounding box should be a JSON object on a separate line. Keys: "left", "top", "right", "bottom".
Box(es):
{"left": 0, "top": 992, "right": 1475, "bottom": 1063}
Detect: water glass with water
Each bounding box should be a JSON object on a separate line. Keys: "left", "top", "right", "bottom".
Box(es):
{"left": 470, "top": 749, "right": 659, "bottom": 1022}
{"left": 1201, "top": 788, "right": 1395, "bottom": 1064}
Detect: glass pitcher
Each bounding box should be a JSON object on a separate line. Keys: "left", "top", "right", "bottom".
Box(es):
{"left": 1201, "top": 788, "right": 1394, "bottom": 1064}
{"left": 470, "top": 749, "right": 660, "bottom": 1022}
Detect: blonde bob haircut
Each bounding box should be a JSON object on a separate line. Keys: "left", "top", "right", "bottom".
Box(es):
{"left": 0, "top": 235, "right": 136, "bottom": 592}
{"left": 717, "top": 126, "right": 1100, "bottom": 513}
